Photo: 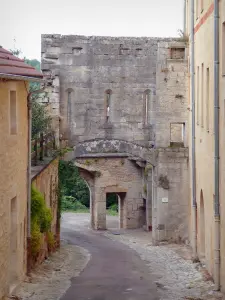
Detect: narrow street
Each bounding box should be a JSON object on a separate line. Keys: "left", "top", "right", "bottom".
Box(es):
{"left": 14, "top": 213, "right": 223, "bottom": 300}
{"left": 60, "top": 213, "right": 160, "bottom": 300}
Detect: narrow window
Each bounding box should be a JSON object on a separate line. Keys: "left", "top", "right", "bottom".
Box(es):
{"left": 197, "top": 66, "right": 199, "bottom": 125}
{"left": 170, "top": 48, "right": 185, "bottom": 59}
{"left": 170, "top": 123, "right": 185, "bottom": 147}
{"left": 105, "top": 90, "right": 112, "bottom": 122}
{"left": 144, "top": 90, "right": 150, "bottom": 125}
{"left": 10, "top": 90, "right": 17, "bottom": 135}
{"left": 201, "top": 63, "right": 204, "bottom": 127}
{"left": 206, "top": 68, "right": 209, "bottom": 132}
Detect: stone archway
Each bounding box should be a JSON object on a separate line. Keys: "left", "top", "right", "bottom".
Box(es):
{"left": 62, "top": 139, "right": 155, "bottom": 231}
{"left": 76, "top": 167, "right": 95, "bottom": 228}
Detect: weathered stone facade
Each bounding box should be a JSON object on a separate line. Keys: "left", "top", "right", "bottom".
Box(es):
{"left": 41, "top": 34, "right": 189, "bottom": 243}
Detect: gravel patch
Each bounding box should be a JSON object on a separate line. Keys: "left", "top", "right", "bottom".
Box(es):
{"left": 104, "top": 230, "right": 224, "bottom": 300}
{"left": 13, "top": 241, "right": 90, "bottom": 300}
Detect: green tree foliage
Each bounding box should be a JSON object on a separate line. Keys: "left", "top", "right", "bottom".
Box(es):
{"left": 32, "top": 101, "right": 51, "bottom": 138}
{"left": 106, "top": 193, "right": 118, "bottom": 208}
{"left": 10, "top": 48, "right": 51, "bottom": 138}
{"left": 61, "top": 196, "right": 88, "bottom": 212}
{"left": 59, "top": 160, "right": 90, "bottom": 207}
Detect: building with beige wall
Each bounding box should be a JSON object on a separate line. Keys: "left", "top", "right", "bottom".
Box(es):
{"left": 0, "top": 47, "right": 43, "bottom": 299}
{"left": 186, "top": 0, "right": 225, "bottom": 292}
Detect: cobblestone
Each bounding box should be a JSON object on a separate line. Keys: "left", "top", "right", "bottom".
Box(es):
{"left": 104, "top": 229, "right": 224, "bottom": 300}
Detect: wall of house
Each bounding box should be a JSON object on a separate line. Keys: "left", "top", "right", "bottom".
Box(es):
{"left": 186, "top": 0, "right": 216, "bottom": 283}
{"left": 219, "top": 0, "right": 225, "bottom": 293}
{"left": 42, "top": 34, "right": 189, "bottom": 244}
{"left": 31, "top": 158, "right": 59, "bottom": 267}
{"left": 152, "top": 41, "right": 189, "bottom": 243}
{"left": 152, "top": 148, "right": 189, "bottom": 243}
{"left": 41, "top": 35, "right": 178, "bottom": 148}
{"left": 0, "top": 80, "right": 28, "bottom": 299}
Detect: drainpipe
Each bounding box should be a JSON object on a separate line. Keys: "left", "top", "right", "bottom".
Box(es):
{"left": 214, "top": 0, "right": 220, "bottom": 291}
{"left": 27, "top": 87, "right": 45, "bottom": 273}
{"left": 190, "top": 0, "right": 197, "bottom": 257}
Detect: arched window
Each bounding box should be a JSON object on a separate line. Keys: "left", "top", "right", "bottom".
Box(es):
{"left": 105, "top": 89, "right": 112, "bottom": 122}
{"left": 143, "top": 89, "right": 151, "bottom": 125}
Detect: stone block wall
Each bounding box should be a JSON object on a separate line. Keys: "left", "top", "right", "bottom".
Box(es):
{"left": 41, "top": 35, "right": 177, "bottom": 148}
{"left": 152, "top": 148, "right": 189, "bottom": 243}
{"left": 31, "top": 158, "right": 59, "bottom": 267}
{"left": 41, "top": 34, "right": 189, "bottom": 245}
{"left": 154, "top": 41, "right": 189, "bottom": 148}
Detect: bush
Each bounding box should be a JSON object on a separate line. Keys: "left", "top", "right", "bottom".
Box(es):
{"left": 31, "top": 185, "right": 53, "bottom": 256}
{"left": 46, "top": 231, "right": 55, "bottom": 250}
{"left": 109, "top": 203, "right": 118, "bottom": 212}
{"left": 31, "top": 221, "right": 42, "bottom": 255}
{"left": 61, "top": 196, "right": 88, "bottom": 212}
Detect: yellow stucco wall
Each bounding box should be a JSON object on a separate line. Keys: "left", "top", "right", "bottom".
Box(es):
{"left": 219, "top": 0, "right": 225, "bottom": 293}
{"left": 0, "top": 80, "right": 28, "bottom": 299}
{"left": 187, "top": 0, "right": 225, "bottom": 292}
{"left": 194, "top": 0, "right": 215, "bottom": 276}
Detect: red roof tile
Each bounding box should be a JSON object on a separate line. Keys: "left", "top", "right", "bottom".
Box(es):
{"left": 0, "top": 47, "right": 43, "bottom": 79}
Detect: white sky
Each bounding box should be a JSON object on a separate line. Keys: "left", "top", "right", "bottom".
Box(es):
{"left": 0, "top": 0, "right": 184, "bottom": 60}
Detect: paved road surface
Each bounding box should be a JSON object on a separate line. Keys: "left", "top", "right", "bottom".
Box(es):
{"left": 60, "top": 213, "right": 159, "bottom": 300}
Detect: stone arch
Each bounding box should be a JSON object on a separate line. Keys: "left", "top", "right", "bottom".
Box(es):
{"left": 199, "top": 189, "right": 205, "bottom": 257}
{"left": 72, "top": 139, "right": 156, "bottom": 166}
{"left": 75, "top": 166, "right": 95, "bottom": 228}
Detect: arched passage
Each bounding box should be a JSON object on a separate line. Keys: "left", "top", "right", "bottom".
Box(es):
{"left": 59, "top": 160, "right": 91, "bottom": 223}
{"left": 199, "top": 189, "right": 205, "bottom": 257}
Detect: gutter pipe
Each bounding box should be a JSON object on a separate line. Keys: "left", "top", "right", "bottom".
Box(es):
{"left": 190, "top": 0, "right": 197, "bottom": 257}
{"left": 213, "top": 0, "right": 220, "bottom": 291}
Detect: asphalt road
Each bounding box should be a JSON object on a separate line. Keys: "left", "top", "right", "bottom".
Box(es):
{"left": 60, "top": 213, "right": 159, "bottom": 300}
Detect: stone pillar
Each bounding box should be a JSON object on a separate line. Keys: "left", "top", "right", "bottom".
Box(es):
{"left": 94, "top": 188, "right": 106, "bottom": 230}
{"left": 119, "top": 193, "right": 126, "bottom": 229}
{"left": 89, "top": 186, "right": 95, "bottom": 229}
{"left": 152, "top": 166, "right": 158, "bottom": 245}
{"left": 146, "top": 169, "right": 153, "bottom": 231}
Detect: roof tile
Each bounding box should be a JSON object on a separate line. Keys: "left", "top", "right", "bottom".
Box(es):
{"left": 0, "top": 47, "right": 43, "bottom": 79}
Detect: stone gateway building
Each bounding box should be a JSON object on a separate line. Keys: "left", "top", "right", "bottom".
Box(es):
{"left": 41, "top": 34, "right": 189, "bottom": 244}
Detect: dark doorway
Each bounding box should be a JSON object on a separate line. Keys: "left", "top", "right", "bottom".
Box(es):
{"left": 106, "top": 193, "right": 119, "bottom": 229}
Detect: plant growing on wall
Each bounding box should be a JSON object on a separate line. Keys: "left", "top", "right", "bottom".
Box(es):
{"left": 158, "top": 175, "right": 170, "bottom": 190}
{"left": 31, "top": 185, "right": 53, "bottom": 255}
